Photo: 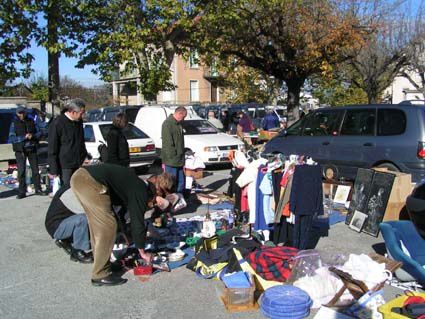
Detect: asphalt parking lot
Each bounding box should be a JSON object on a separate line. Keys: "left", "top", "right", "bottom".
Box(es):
{"left": 0, "top": 164, "right": 403, "bottom": 319}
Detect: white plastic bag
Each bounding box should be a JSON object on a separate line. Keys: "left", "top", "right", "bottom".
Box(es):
{"left": 52, "top": 176, "right": 61, "bottom": 196}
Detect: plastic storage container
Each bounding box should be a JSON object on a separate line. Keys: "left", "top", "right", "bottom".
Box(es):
{"left": 378, "top": 293, "right": 425, "bottom": 319}
{"left": 222, "top": 286, "right": 255, "bottom": 306}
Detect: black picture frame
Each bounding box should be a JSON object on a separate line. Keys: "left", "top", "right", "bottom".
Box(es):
{"left": 349, "top": 210, "right": 368, "bottom": 232}
{"left": 345, "top": 168, "right": 375, "bottom": 225}
{"left": 362, "top": 172, "right": 395, "bottom": 237}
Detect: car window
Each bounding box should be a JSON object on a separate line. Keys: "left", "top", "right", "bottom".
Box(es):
{"left": 126, "top": 109, "right": 139, "bottom": 123}
{"left": 99, "top": 124, "right": 149, "bottom": 140}
{"left": 257, "top": 109, "right": 266, "bottom": 118}
{"left": 275, "top": 109, "right": 285, "bottom": 117}
{"left": 286, "top": 117, "right": 304, "bottom": 136}
{"left": 84, "top": 125, "right": 95, "bottom": 142}
{"left": 182, "top": 120, "right": 218, "bottom": 135}
{"left": 340, "top": 109, "right": 376, "bottom": 136}
{"left": 104, "top": 110, "right": 120, "bottom": 121}
{"left": 302, "top": 110, "right": 343, "bottom": 136}
{"left": 377, "top": 109, "right": 406, "bottom": 136}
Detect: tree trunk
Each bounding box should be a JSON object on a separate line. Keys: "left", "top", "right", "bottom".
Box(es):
{"left": 285, "top": 77, "right": 305, "bottom": 124}
{"left": 47, "top": 1, "right": 60, "bottom": 116}
{"left": 367, "top": 84, "right": 378, "bottom": 104}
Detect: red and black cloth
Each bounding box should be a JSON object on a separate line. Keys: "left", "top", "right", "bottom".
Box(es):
{"left": 246, "top": 246, "right": 298, "bottom": 282}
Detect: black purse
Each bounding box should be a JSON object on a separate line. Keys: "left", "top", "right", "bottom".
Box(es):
{"left": 23, "top": 140, "right": 36, "bottom": 152}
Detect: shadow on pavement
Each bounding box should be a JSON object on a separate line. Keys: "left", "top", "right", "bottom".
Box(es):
{"left": 203, "top": 179, "right": 228, "bottom": 192}
{"left": 372, "top": 242, "right": 387, "bottom": 255}
{"left": 0, "top": 188, "right": 18, "bottom": 199}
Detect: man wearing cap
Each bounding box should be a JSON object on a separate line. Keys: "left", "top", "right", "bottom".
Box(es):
{"left": 48, "top": 99, "right": 87, "bottom": 187}
{"left": 8, "top": 106, "right": 46, "bottom": 199}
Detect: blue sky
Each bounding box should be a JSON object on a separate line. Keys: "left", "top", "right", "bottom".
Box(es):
{"left": 28, "top": 43, "right": 105, "bottom": 87}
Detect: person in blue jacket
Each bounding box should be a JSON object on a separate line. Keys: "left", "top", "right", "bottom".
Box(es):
{"left": 262, "top": 110, "right": 280, "bottom": 131}
{"left": 9, "top": 106, "right": 46, "bottom": 199}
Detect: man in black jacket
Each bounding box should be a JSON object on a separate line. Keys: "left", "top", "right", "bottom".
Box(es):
{"left": 45, "top": 185, "right": 93, "bottom": 263}
{"left": 48, "top": 99, "right": 88, "bottom": 187}
{"left": 8, "top": 106, "right": 46, "bottom": 199}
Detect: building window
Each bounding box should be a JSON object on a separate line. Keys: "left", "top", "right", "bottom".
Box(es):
{"left": 190, "top": 80, "right": 199, "bottom": 102}
{"left": 189, "top": 50, "right": 199, "bottom": 68}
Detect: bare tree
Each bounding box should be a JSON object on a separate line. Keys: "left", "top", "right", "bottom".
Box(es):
{"left": 399, "top": 2, "right": 425, "bottom": 99}
{"left": 347, "top": 0, "right": 423, "bottom": 103}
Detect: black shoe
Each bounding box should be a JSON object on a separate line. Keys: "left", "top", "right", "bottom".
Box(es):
{"left": 55, "top": 239, "right": 73, "bottom": 256}
{"left": 91, "top": 275, "right": 127, "bottom": 287}
{"left": 16, "top": 193, "right": 26, "bottom": 199}
{"left": 35, "top": 190, "right": 48, "bottom": 196}
{"left": 70, "top": 249, "right": 94, "bottom": 264}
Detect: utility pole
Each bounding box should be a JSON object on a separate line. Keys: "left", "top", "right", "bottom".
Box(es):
{"left": 47, "top": 0, "right": 60, "bottom": 117}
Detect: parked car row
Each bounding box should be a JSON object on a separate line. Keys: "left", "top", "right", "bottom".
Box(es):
{"left": 86, "top": 104, "right": 245, "bottom": 166}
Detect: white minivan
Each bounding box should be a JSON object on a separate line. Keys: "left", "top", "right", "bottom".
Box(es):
{"left": 134, "top": 105, "right": 245, "bottom": 164}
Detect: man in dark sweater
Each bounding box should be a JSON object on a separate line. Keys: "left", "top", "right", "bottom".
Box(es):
{"left": 48, "top": 99, "right": 87, "bottom": 187}
{"left": 45, "top": 186, "right": 93, "bottom": 263}
{"left": 70, "top": 164, "right": 173, "bottom": 286}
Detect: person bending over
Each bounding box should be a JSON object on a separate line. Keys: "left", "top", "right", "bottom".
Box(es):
{"left": 70, "top": 164, "right": 173, "bottom": 287}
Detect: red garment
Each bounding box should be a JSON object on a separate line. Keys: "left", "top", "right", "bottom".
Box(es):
{"left": 241, "top": 186, "right": 249, "bottom": 212}
{"left": 280, "top": 167, "right": 295, "bottom": 187}
{"left": 245, "top": 246, "right": 298, "bottom": 282}
{"left": 282, "top": 203, "right": 291, "bottom": 217}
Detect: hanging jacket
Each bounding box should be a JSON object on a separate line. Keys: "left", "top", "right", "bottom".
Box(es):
{"left": 289, "top": 165, "right": 324, "bottom": 216}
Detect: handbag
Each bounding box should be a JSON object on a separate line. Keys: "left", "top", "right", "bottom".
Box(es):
{"left": 23, "top": 140, "right": 36, "bottom": 152}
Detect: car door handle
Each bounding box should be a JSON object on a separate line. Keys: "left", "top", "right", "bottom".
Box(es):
{"left": 322, "top": 141, "right": 330, "bottom": 145}
{"left": 363, "top": 142, "right": 374, "bottom": 147}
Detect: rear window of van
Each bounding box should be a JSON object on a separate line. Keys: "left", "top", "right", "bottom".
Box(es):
{"left": 377, "top": 109, "right": 406, "bottom": 135}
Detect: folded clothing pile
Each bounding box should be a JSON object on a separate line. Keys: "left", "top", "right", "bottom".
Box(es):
{"left": 260, "top": 285, "right": 312, "bottom": 319}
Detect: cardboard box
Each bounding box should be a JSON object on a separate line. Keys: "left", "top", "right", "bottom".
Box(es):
{"left": 372, "top": 168, "right": 414, "bottom": 221}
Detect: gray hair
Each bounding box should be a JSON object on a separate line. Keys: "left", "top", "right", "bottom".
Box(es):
{"left": 65, "top": 98, "right": 86, "bottom": 112}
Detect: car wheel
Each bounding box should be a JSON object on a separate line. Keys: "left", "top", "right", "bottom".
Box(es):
{"left": 376, "top": 162, "right": 400, "bottom": 172}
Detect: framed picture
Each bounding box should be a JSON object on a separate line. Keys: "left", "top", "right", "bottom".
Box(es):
{"left": 362, "top": 172, "right": 395, "bottom": 237}
{"left": 349, "top": 210, "right": 368, "bottom": 232}
{"left": 333, "top": 185, "right": 352, "bottom": 204}
{"left": 346, "top": 169, "right": 375, "bottom": 225}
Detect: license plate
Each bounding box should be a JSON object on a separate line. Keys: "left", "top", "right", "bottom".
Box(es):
{"left": 220, "top": 152, "right": 229, "bottom": 158}
{"left": 129, "top": 147, "right": 141, "bottom": 153}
